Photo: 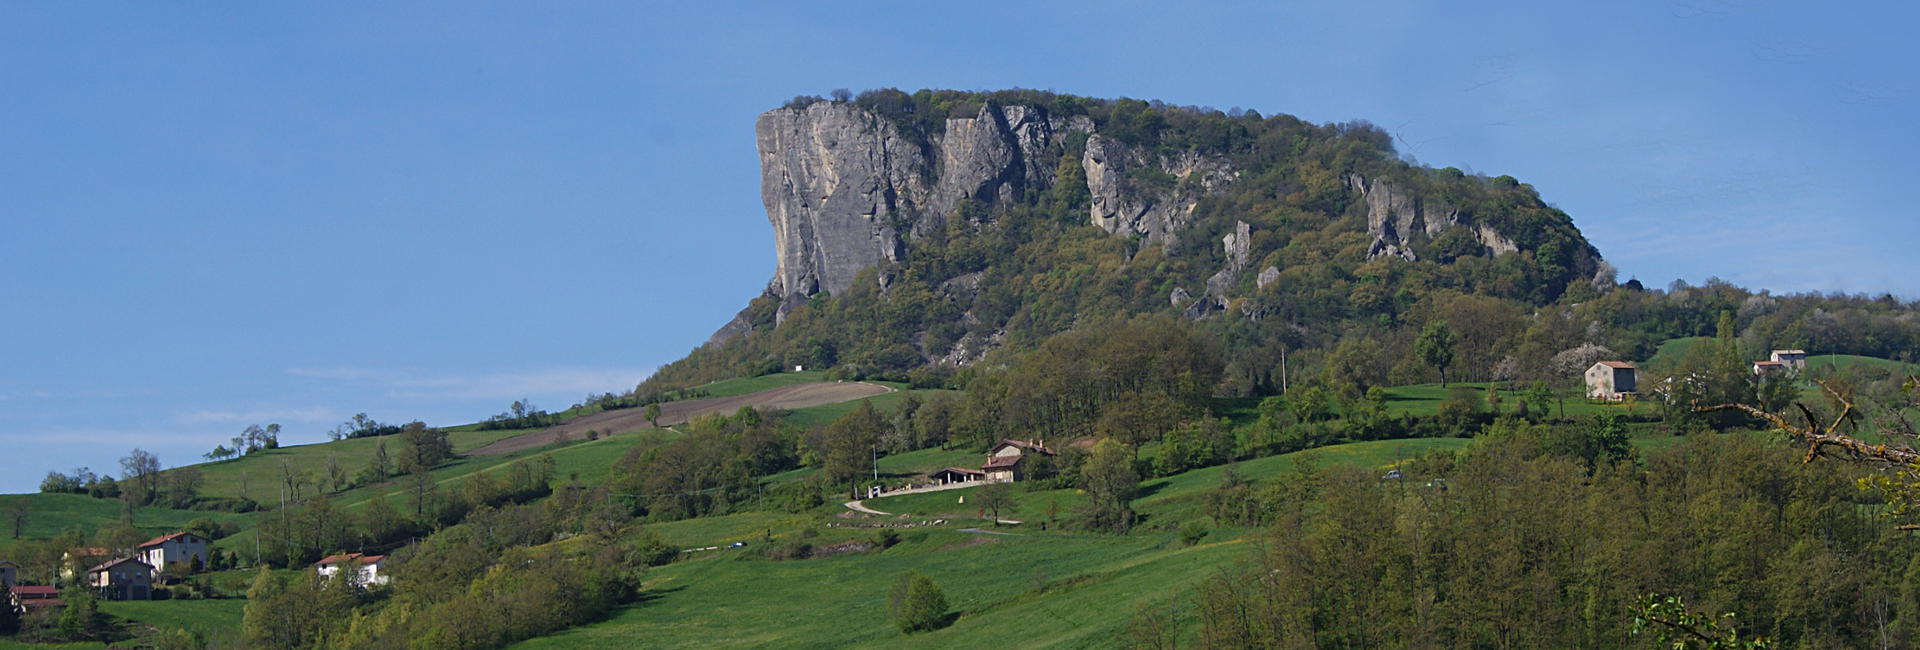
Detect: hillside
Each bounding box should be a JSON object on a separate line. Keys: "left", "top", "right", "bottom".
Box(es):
{"left": 653, "top": 89, "right": 1612, "bottom": 393}
{"left": 6, "top": 90, "right": 1920, "bottom": 650}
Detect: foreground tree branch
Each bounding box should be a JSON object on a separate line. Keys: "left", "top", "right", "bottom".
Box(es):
{"left": 1697, "top": 379, "right": 1920, "bottom": 529}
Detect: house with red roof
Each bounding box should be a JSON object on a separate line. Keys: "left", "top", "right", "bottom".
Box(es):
{"left": 137, "top": 531, "right": 208, "bottom": 578}
{"left": 1584, "top": 361, "right": 1637, "bottom": 401}
{"left": 9, "top": 584, "right": 61, "bottom": 613}
{"left": 315, "top": 553, "right": 388, "bottom": 587}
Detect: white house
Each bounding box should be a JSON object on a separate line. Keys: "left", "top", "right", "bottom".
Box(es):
{"left": 1584, "top": 361, "right": 1637, "bottom": 401}
{"left": 315, "top": 553, "right": 388, "bottom": 587}
{"left": 1770, "top": 349, "right": 1807, "bottom": 370}
{"left": 137, "top": 532, "right": 208, "bottom": 577}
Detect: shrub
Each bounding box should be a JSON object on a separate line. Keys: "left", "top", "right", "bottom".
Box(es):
{"left": 764, "top": 541, "right": 813, "bottom": 561}
{"left": 1178, "top": 522, "right": 1209, "bottom": 546}
{"left": 888, "top": 571, "right": 950, "bottom": 633}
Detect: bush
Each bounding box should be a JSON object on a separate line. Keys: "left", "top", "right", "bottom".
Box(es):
{"left": 763, "top": 541, "right": 813, "bottom": 561}
{"left": 1178, "top": 522, "right": 1209, "bottom": 546}
{"left": 888, "top": 571, "right": 950, "bottom": 633}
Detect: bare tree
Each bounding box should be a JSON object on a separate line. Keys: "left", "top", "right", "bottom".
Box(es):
{"left": 6, "top": 498, "right": 29, "bottom": 539}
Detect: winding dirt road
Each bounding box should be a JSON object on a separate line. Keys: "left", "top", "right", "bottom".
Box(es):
{"left": 466, "top": 381, "right": 892, "bottom": 456}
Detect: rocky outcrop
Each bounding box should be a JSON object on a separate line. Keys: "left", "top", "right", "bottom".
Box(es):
{"left": 1186, "top": 221, "right": 1252, "bottom": 320}
{"left": 1348, "top": 173, "right": 1522, "bottom": 262}
{"left": 1084, "top": 136, "right": 1234, "bottom": 247}
{"left": 1257, "top": 266, "right": 1280, "bottom": 289}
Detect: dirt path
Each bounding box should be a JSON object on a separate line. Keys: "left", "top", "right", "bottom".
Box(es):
{"left": 844, "top": 500, "right": 889, "bottom": 515}
{"left": 466, "top": 381, "right": 893, "bottom": 456}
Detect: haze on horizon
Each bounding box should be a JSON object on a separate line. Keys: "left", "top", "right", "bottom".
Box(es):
{"left": 2, "top": 0, "right": 1915, "bottom": 493}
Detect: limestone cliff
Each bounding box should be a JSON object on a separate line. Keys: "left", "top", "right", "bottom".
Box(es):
{"left": 712, "top": 97, "right": 1253, "bottom": 348}
{"left": 754, "top": 103, "right": 1095, "bottom": 305}
{"left": 1347, "top": 173, "right": 1520, "bottom": 262}
{"left": 1084, "top": 136, "right": 1235, "bottom": 247}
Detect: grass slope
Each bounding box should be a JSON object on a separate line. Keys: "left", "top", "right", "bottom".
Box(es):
{"left": 99, "top": 598, "right": 248, "bottom": 640}
{"left": 515, "top": 528, "right": 1249, "bottom": 650}
{"left": 509, "top": 438, "right": 1475, "bottom": 650}
{"left": 2, "top": 493, "right": 242, "bottom": 541}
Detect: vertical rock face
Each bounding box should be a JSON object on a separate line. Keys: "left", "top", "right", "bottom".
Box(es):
{"left": 1083, "top": 135, "right": 1235, "bottom": 247}
{"left": 715, "top": 101, "right": 1097, "bottom": 347}
{"left": 756, "top": 103, "right": 926, "bottom": 310}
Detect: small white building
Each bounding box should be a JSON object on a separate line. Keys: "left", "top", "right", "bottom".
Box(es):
{"left": 315, "top": 553, "right": 388, "bottom": 587}
{"left": 1584, "top": 361, "right": 1637, "bottom": 401}
{"left": 1770, "top": 349, "right": 1807, "bottom": 370}
{"left": 137, "top": 532, "right": 208, "bottom": 577}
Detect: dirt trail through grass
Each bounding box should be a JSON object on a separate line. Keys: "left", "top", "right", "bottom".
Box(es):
{"left": 467, "top": 381, "right": 891, "bottom": 456}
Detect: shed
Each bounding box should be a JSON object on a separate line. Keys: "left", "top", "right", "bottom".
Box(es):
{"left": 928, "top": 468, "right": 984, "bottom": 485}
{"left": 1584, "top": 361, "right": 1637, "bottom": 401}
{"left": 0, "top": 559, "right": 17, "bottom": 588}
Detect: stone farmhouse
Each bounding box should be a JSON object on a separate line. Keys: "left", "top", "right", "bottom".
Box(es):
{"left": 982, "top": 439, "right": 1056, "bottom": 483}
{"left": 0, "top": 559, "right": 16, "bottom": 588}
{"left": 1770, "top": 349, "right": 1807, "bottom": 370}
{"left": 1585, "top": 361, "right": 1637, "bottom": 401}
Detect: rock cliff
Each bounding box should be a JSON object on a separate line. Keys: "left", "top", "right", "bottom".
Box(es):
{"left": 712, "top": 100, "right": 1237, "bottom": 347}
{"left": 753, "top": 103, "right": 1091, "bottom": 305}
{"left": 1084, "top": 136, "right": 1235, "bottom": 247}
{"left": 1347, "top": 173, "right": 1520, "bottom": 262}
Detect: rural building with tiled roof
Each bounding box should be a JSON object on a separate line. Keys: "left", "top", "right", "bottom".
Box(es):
{"left": 86, "top": 557, "right": 153, "bottom": 601}
{"left": 1585, "top": 361, "right": 1637, "bottom": 401}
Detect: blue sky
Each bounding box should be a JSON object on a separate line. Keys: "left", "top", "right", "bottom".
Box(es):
{"left": 2, "top": 1, "right": 1914, "bottom": 493}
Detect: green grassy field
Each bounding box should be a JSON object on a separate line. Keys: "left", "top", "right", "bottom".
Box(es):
{"left": 1374, "top": 382, "right": 1655, "bottom": 419}
{"left": 0, "top": 641, "right": 104, "bottom": 650}
{"left": 1, "top": 492, "right": 243, "bottom": 541}
{"left": 514, "top": 526, "right": 1250, "bottom": 650}
{"left": 99, "top": 598, "right": 248, "bottom": 639}
{"left": 520, "top": 439, "right": 1491, "bottom": 650}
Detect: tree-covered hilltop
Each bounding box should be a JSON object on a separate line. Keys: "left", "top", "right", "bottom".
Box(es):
{"left": 643, "top": 89, "right": 1920, "bottom": 406}
{"left": 648, "top": 90, "right": 1610, "bottom": 389}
